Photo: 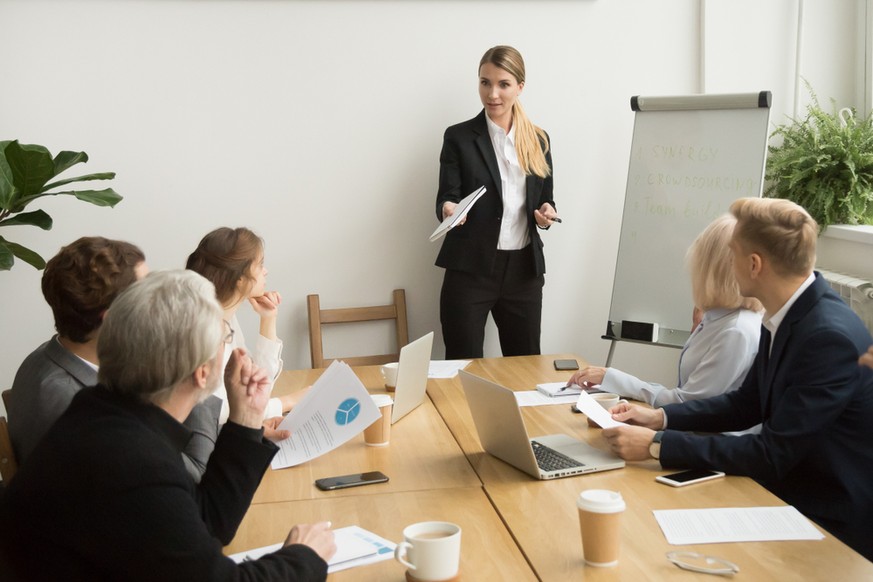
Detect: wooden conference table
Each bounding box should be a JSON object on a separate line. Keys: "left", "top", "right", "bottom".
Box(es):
{"left": 226, "top": 355, "right": 873, "bottom": 581}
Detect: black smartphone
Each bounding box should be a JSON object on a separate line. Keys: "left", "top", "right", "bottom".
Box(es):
{"left": 314, "top": 471, "right": 389, "bottom": 491}
{"left": 554, "top": 359, "right": 579, "bottom": 371}
{"left": 656, "top": 469, "right": 725, "bottom": 487}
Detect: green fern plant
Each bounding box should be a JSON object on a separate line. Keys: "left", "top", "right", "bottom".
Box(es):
{"left": 765, "top": 84, "right": 873, "bottom": 230}
{"left": 0, "top": 140, "right": 122, "bottom": 271}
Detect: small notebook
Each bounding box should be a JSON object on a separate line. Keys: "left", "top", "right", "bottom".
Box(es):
{"left": 429, "top": 186, "right": 486, "bottom": 242}
{"left": 536, "top": 382, "right": 582, "bottom": 397}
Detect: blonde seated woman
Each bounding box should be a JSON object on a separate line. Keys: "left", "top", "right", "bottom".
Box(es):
{"left": 570, "top": 214, "right": 763, "bottom": 409}
{"left": 187, "top": 227, "right": 305, "bottom": 436}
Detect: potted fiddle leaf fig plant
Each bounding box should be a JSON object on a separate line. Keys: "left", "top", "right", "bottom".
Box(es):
{"left": 765, "top": 83, "right": 873, "bottom": 230}
{"left": 0, "top": 140, "right": 123, "bottom": 271}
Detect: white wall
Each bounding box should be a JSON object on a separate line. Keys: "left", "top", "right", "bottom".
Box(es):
{"left": 0, "top": 0, "right": 867, "bottom": 411}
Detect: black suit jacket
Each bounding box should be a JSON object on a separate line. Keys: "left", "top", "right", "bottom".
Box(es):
{"left": 660, "top": 274, "right": 873, "bottom": 558}
{"left": 0, "top": 386, "right": 327, "bottom": 581}
{"left": 434, "top": 110, "right": 554, "bottom": 277}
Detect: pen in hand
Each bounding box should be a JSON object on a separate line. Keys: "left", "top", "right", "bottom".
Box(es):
{"left": 551, "top": 217, "right": 562, "bottom": 223}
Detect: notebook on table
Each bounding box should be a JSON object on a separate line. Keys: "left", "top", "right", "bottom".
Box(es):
{"left": 459, "top": 370, "right": 625, "bottom": 480}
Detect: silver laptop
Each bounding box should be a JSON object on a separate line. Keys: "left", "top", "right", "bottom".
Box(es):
{"left": 459, "top": 370, "right": 625, "bottom": 479}
{"left": 391, "top": 331, "right": 434, "bottom": 424}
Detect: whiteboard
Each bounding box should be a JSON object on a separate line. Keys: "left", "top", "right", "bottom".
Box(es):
{"left": 606, "top": 92, "right": 771, "bottom": 347}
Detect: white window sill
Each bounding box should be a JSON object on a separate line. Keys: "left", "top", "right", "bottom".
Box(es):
{"left": 821, "top": 224, "right": 873, "bottom": 246}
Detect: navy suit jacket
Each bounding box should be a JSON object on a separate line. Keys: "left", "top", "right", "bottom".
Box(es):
{"left": 660, "top": 273, "right": 873, "bottom": 558}
{"left": 434, "top": 110, "right": 554, "bottom": 277}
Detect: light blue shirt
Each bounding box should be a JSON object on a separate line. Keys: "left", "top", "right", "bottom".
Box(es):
{"left": 602, "top": 307, "right": 762, "bottom": 408}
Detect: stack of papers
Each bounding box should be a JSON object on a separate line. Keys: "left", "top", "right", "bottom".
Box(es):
{"left": 229, "top": 525, "right": 397, "bottom": 573}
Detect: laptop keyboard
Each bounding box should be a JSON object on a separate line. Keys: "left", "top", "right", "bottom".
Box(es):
{"left": 531, "top": 440, "right": 585, "bottom": 472}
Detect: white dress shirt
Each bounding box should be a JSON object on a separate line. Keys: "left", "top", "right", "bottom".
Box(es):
{"left": 215, "top": 314, "right": 284, "bottom": 424}
{"left": 602, "top": 307, "right": 763, "bottom": 410}
{"left": 485, "top": 114, "right": 529, "bottom": 250}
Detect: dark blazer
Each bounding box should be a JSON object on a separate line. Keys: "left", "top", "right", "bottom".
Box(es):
{"left": 435, "top": 110, "right": 555, "bottom": 277}
{"left": 0, "top": 386, "right": 327, "bottom": 581}
{"left": 660, "top": 274, "right": 873, "bottom": 558}
{"left": 8, "top": 336, "right": 97, "bottom": 462}
{"left": 8, "top": 336, "right": 220, "bottom": 483}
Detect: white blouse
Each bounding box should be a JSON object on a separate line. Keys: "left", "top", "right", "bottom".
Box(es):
{"left": 215, "top": 314, "right": 284, "bottom": 424}
{"left": 602, "top": 308, "right": 762, "bottom": 409}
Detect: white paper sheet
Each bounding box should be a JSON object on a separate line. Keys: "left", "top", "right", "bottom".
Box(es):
{"left": 229, "top": 525, "right": 397, "bottom": 572}
{"left": 514, "top": 390, "right": 580, "bottom": 407}
{"left": 428, "top": 360, "right": 471, "bottom": 378}
{"left": 574, "top": 390, "right": 626, "bottom": 428}
{"left": 653, "top": 506, "right": 825, "bottom": 545}
{"left": 271, "top": 361, "right": 380, "bottom": 469}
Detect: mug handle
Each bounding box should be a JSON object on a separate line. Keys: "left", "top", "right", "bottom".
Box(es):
{"left": 394, "top": 541, "right": 416, "bottom": 570}
{"left": 617, "top": 399, "right": 628, "bottom": 406}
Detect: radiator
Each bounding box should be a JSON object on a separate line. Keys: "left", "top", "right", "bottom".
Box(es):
{"left": 819, "top": 269, "right": 873, "bottom": 334}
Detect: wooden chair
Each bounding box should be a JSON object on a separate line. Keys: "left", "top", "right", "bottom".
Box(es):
{"left": 307, "top": 289, "right": 409, "bottom": 368}
{"left": 0, "top": 416, "right": 19, "bottom": 484}
{"left": 1, "top": 389, "right": 11, "bottom": 413}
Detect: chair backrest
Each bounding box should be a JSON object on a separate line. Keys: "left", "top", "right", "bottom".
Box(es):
{"left": 1, "top": 389, "right": 10, "bottom": 414}
{"left": 307, "top": 289, "right": 410, "bottom": 369}
{"left": 0, "top": 416, "right": 19, "bottom": 484}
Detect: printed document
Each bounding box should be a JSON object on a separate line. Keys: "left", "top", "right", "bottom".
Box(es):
{"left": 428, "top": 360, "right": 471, "bottom": 378}
{"left": 271, "top": 361, "right": 380, "bottom": 470}
{"left": 654, "top": 506, "right": 825, "bottom": 545}
{"left": 229, "top": 525, "right": 396, "bottom": 572}
{"left": 429, "top": 186, "right": 486, "bottom": 242}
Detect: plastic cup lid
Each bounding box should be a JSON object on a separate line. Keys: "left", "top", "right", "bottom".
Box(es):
{"left": 577, "top": 489, "right": 625, "bottom": 513}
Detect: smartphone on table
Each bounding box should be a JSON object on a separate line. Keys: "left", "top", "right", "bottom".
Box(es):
{"left": 314, "top": 471, "right": 389, "bottom": 491}
{"left": 655, "top": 469, "right": 725, "bottom": 487}
{"left": 553, "top": 359, "right": 579, "bottom": 371}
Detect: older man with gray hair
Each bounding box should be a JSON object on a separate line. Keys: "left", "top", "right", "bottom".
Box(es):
{"left": 0, "top": 270, "right": 335, "bottom": 580}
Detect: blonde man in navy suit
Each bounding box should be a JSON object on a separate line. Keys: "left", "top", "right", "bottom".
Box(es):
{"left": 435, "top": 45, "right": 558, "bottom": 359}
{"left": 602, "top": 198, "right": 873, "bottom": 560}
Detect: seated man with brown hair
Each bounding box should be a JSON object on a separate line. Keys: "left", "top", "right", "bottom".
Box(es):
{"left": 7, "top": 237, "right": 219, "bottom": 482}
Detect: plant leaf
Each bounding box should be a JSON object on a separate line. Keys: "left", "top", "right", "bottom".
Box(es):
{"left": 52, "top": 150, "right": 89, "bottom": 176}
{"left": 68, "top": 188, "right": 123, "bottom": 207}
{"left": 0, "top": 236, "right": 45, "bottom": 270}
{"left": 5, "top": 141, "right": 55, "bottom": 196}
{"left": 0, "top": 209, "right": 53, "bottom": 229}
{"left": 0, "top": 240, "right": 13, "bottom": 270}
{"left": 0, "top": 141, "right": 15, "bottom": 210}
{"left": 11, "top": 187, "right": 123, "bottom": 212}
{"left": 42, "top": 171, "right": 116, "bottom": 192}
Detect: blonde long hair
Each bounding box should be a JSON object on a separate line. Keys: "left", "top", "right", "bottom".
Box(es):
{"left": 687, "top": 214, "right": 763, "bottom": 312}
{"left": 479, "top": 46, "right": 551, "bottom": 178}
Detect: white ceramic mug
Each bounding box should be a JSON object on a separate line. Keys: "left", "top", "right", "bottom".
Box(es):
{"left": 381, "top": 362, "right": 399, "bottom": 391}
{"left": 590, "top": 392, "right": 628, "bottom": 410}
{"left": 394, "top": 521, "right": 461, "bottom": 581}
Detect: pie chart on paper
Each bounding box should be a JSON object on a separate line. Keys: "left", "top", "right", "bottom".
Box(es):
{"left": 335, "top": 398, "right": 362, "bottom": 425}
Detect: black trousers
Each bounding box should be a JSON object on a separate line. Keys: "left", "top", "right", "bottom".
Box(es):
{"left": 440, "top": 247, "right": 544, "bottom": 359}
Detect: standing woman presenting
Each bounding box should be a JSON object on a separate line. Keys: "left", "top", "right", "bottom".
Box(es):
{"left": 436, "top": 45, "right": 558, "bottom": 359}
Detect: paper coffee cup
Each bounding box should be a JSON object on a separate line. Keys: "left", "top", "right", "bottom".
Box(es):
{"left": 381, "top": 362, "right": 399, "bottom": 392}
{"left": 363, "top": 394, "right": 393, "bottom": 446}
{"left": 394, "top": 521, "right": 461, "bottom": 581}
{"left": 577, "top": 489, "right": 625, "bottom": 567}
